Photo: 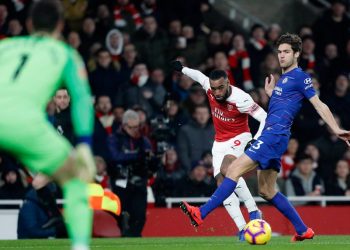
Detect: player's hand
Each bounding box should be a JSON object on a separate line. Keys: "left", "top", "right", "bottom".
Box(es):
{"left": 75, "top": 143, "right": 96, "bottom": 182}
{"left": 170, "top": 60, "right": 183, "bottom": 72}
{"left": 335, "top": 129, "right": 350, "bottom": 147}
{"left": 264, "top": 74, "right": 275, "bottom": 97}
{"left": 244, "top": 139, "right": 257, "bottom": 151}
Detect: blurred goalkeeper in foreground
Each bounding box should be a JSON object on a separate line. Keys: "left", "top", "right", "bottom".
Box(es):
{"left": 0, "top": 1, "right": 95, "bottom": 249}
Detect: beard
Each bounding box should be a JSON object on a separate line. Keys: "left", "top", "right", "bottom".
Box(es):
{"left": 215, "top": 89, "right": 230, "bottom": 103}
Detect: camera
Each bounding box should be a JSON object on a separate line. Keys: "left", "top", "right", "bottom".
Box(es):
{"left": 150, "top": 115, "right": 172, "bottom": 155}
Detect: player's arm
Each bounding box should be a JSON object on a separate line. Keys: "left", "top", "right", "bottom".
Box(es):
{"left": 63, "top": 49, "right": 94, "bottom": 145}
{"left": 170, "top": 60, "right": 210, "bottom": 91}
{"left": 309, "top": 95, "right": 350, "bottom": 146}
{"left": 235, "top": 89, "right": 267, "bottom": 140}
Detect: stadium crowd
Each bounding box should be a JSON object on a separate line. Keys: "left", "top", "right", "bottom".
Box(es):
{"left": 0, "top": 0, "right": 349, "bottom": 235}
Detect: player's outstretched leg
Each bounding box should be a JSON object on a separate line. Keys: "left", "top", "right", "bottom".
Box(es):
{"left": 235, "top": 177, "right": 262, "bottom": 220}
{"left": 223, "top": 192, "right": 246, "bottom": 241}
{"left": 258, "top": 170, "right": 314, "bottom": 241}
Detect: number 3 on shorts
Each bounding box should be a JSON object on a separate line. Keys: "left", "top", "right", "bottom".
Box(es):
{"left": 252, "top": 140, "right": 264, "bottom": 150}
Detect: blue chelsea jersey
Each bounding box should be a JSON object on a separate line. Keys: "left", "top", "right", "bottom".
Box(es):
{"left": 264, "top": 67, "right": 316, "bottom": 135}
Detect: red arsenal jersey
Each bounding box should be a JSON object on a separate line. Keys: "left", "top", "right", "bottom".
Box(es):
{"left": 182, "top": 67, "right": 260, "bottom": 142}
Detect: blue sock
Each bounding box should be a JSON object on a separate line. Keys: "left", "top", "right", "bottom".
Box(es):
{"left": 199, "top": 178, "right": 237, "bottom": 219}
{"left": 269, "top": 192, "right": 307, "bottom": 235}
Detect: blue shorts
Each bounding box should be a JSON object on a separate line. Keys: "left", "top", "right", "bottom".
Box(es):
{"left": 245, "top": 132, "right": 289, "bottom": 172}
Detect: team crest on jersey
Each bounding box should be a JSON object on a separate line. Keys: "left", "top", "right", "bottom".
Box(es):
{"left": 227, "top": 104, "right": 233, "bottom": 111}
{"left": 304, "top": 78, "right": 312, "bottom": 84}
{"left": 282, "top": 77, "right": 288, "bottom": 84}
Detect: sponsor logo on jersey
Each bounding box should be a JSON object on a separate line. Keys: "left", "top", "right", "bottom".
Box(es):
{"left": 304, "top": 77, "right": 312, "bottom": 84}
{"left": 274, "top": 86, "right": 283, "bottom": 96}
{"left": 212, "top": 107, "right": 235, "bottom": 122}
{"left": 282, "top": 77, "right": 288, "bottom": 84}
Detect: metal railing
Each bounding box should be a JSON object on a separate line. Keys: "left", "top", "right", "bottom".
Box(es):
{"left": 165, "top": 196, "right": 350, "bottom": 208}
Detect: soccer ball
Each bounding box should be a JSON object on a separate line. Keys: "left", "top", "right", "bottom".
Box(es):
{"left": 243, "top": 219, "right": 272, "bottom": 245}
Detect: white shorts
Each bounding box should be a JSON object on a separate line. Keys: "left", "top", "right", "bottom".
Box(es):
{"left": 212, "top": 132, "right": 252, "bottom": 177}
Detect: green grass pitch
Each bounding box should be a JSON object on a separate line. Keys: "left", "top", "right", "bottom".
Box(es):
{"left": 0, "top": 236, "right": 350, "bottom": 250}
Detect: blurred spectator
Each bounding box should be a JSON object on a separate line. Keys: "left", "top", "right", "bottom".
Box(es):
{"left": 95, "top": 4, "right": 114, "bottom": 40}
{"left": 134, "top": 106, "right": 151, "bottom": 138}
{"left": 0, "top": 165, "right": 27, "bottom": 199}
{"left": 182, "top": 82, "right": 208, "bottom": 116}
{"left": 162, "top": 96, "right": 189, "bottom": 144}
{"left": 266, "top": 23, "right": 281, "bottom": 47}
{"left": 105, "top": 29, "right": 124, "bottom": 62}
{"left": 89, "top": 48, "right": 121, "bottom": 101}
{"left": 79, "top": 17, "right": 100, "bottom": 58}
{"left": 0, "top": 4, "right": 9, "bottom": 37}
{"left": 259, "top": 52, "right": 280, "bottom": 87}
{"left": 113, "top": 105, "right": 125, "bottom": 128}
{"left": 175, "top": 160, "right": 216, "bottom": 197}
{"left": 152, "top": 148, "right": 185, "bottom": 206}
{"left": 298, "top": 24, "right": 313, "bottom": 38}
{"left": 167, "top": 19, "right": 182, "bottom": 54}
{"left": 7, "top": 18, "right": 23, "bottom": 37}
{"left": 304, "top": 143, "right": 321, "bottom": 170}
{"left": 139, "top": 0, "right": 158, "bottom": 17}
{"left": 119, "top": 43, "right": 139, "bottom": 83}
{"left": 317, "top": 43, "right": 343, "bottom": 89}
{"left": 324, "top": 74, "right": 350, "bottom": 129}
{"left": 108, "top": 109, "right": 157, "bottom": 237}
{"left": 247, "top": 24, "right": 272, "bottom": 87}
{"left": 176, "top": 24, "right": 207, "bottom": 67}
{"left": 171, "top": 73, "right": 194, "bottom": 102}
{"left": 93, "top": 95, "right": 118, "bottom": 161}
{"left": 62, "top": 0, "right": 88, "bottom": 31}
{"left": 207, "top": 30, "right": 224, "bottom": 56}
{"left": 312, "top": 115, "right": 348, "bottom": 180}
{"left": 94, "top": 156, "right": 110, "bottom": 189}
{"left": 221, "top": 29, "right": 234, "bottom": 52}
{"left": 280, "top": 138, "right": 299, "bottom": 180}
{"left": 299, "top": 35, "right": 316, "bottom": 72}
{"left": 285, "top": 154, "right": 324, "bottom": 200}
{"left": 17, "top": 187, "right": 65, "bottom": 239}
{"left": 116, "top": 63, "right": 164, "bottom": 117}
{"left": 132, "top": 15, "right": 169, "bottom": 70}
{"left": 211, "top": 51, "right": 235, "bottom": 85}
{"left": 67, "top": 31, "right": 84, "bottom": 59}
{"left": 177, "top": 104, "right": 215, "bottom": 172}
{"left": 326, "top": 160, "right": 350, "bottom": 196}
{"left": 53, "top": 89, "right": 74, "bottom": 144}
{"left": 312, "top": 0, "right": 350, "bottom": 56}
{"left": 113, "top": 0, "right": 143, "bottom": 33}
{"left": 228, "top": 34, "right": 254, "bottom": 91}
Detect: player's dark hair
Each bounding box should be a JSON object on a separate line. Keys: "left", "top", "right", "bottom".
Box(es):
{"left": 276, "top": 33, "right": 302, "bottom": 53}
{"left": 209, "top": 70, "right": 228, "bottom": 81}
{"left": 29, "top": 0, "right": 64, "bottom": 32}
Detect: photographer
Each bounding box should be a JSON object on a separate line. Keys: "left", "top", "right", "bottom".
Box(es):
{"left": 108, "top": 109, "right": 157, "bottom": 237}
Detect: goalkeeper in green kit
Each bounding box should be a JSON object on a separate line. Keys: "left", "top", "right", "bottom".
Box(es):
{"left": 0, "top": 1, "right": 95, "bottom": 249}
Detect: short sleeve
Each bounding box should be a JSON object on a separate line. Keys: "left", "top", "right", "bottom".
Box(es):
{"left": 298, "top": 75, "right": 316, "bottom": 99}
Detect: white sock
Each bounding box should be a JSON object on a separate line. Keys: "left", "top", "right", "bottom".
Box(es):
{"left": 235, "top": 177, "right": 258, "bottom": 213}
{"left": 223, "top": 192, "right": 246, "bottom": 231}
{"left": 72, "top": 245, "right": 89, "bottom": 250}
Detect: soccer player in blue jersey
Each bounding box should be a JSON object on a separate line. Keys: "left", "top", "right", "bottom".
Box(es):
{"left": 180, "top": 33, "right": 350, "bottom": 241}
